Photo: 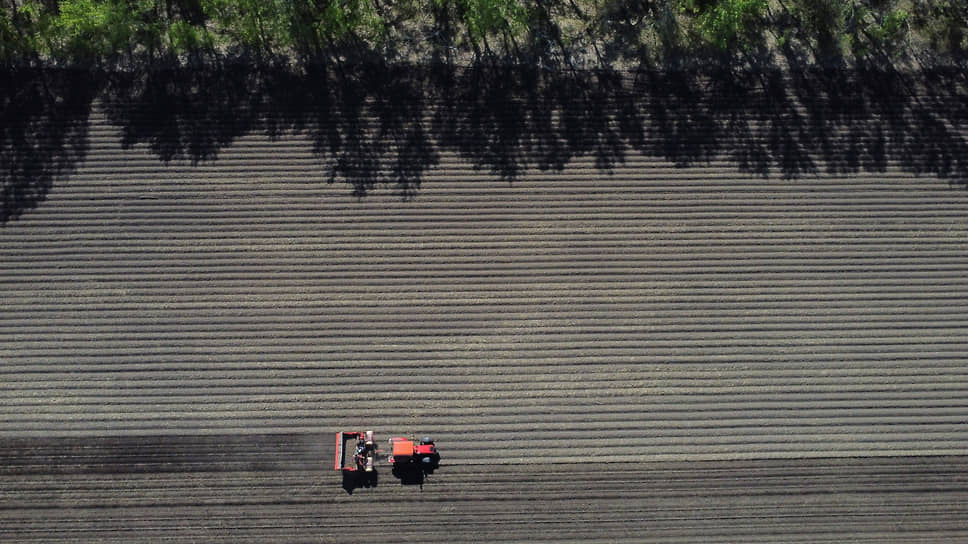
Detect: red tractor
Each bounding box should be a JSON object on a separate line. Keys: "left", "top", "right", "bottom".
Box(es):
{"left": 334, "top": 431, "right": 440, "bottom": 490}
{"left": 388, "top": 436, "right": 440, "bottom": 470}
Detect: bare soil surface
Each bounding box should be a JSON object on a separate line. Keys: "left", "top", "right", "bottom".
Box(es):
{"left": 2, "top": 66, "right": 968, "bottom": 541}
{"left": 2, "top": 435, "right": 967, "bottom": 543}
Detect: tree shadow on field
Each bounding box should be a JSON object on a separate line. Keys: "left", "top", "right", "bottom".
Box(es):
{"left": 101, "top": 61, "right": 265, "bottom": 165}
{"left": 629, "top": 59, "right": 968, "bottom": 186}
{"left": 1, "top": 68, "right": 96, "bottom": 224}
{"left": 104, "top": 56, "right": 968, "bottom": 198}
{"left": 293, "top": 62, "right": 441, "bottom": 199}
{"left": 794, "top": 63, "right": 968, "bottom": 184}
{"left": 100, "top": 59, "right": 444, "bottom": 199}
{"left": 432, "top": 63, "right": 635, "bottom": 180}
{"left": 636, "top": 63, "right": 826, "bottom": 179}
{"left": 99, "top": 58, "right": 639, "bottom": 198}
{"left": 5, "top": 55, "right": 968, "bottom": 224}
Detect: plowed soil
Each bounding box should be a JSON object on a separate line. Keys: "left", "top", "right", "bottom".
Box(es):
{"left": 2, "top": 66, "right": 967, "bottom": 542}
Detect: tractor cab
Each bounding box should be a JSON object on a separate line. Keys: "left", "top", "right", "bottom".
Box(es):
{"left": 388, "top": 436, "right": 440, "bottom": 469}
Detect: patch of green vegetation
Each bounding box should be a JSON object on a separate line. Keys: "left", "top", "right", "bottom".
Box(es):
{"left": 911, "top": 0, "right": 968, "bottom": 56}
{"left": 166, "top": 19, "right": 214, "bottom": 56}
{"left": 680, "top": 0, "right": 767, "bottom": 52}
{"left": 0, "top": 0, "right": 964, "bottom": 65}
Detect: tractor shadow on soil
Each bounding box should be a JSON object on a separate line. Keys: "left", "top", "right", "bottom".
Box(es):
{"left": 341, "top": 468, "right": 379, "bottom": 494}
{"left": 390, "top": 463, "right": 439, "bottom": 489}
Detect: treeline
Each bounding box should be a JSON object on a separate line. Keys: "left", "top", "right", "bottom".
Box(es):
{"left": 1, "top": 0, "right": 966, "bottom": 67}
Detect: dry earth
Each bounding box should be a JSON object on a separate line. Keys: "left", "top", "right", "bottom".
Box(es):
{"left": 2, "top": 66, "right": 968, "bottom": 541}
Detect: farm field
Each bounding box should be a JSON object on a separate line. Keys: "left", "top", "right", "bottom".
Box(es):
{"left": 3, "top": 435, "right": 967, "bottom": 543}
{"left": 2, "top": 66, "right": 968, "bottom": 541}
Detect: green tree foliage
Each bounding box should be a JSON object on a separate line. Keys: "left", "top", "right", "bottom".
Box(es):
{"left": 680, "top": 0, "right": 767, "bottom": 52}
{"left": 0, "top": 6, "right": 22, "bottom": 62}
{"left": 289, "top": 0, "right": 385, "bottom": 57}
{"left": 911, "top": 0, "right": 967, "bottom": 57}
{"left": 53, "top": 0, "right": 114, "bottom": 58}
{"left": 433, "top": 0, "right": 529, "bottom": 53}
{"left": 785, "top": 0, "right": 844, "bottom": 41}
{"left": 571, "top": 0, "right": 681, "bottom": 63}
{"left": 199, "top": 0, "right": 292, "bottom": 54}
{"left": 843, "top": 1, "right": 911, "bottom": 60}
{"left": 166, "top": 19, "right": 215, "bottom": 56}
{"left": 781, "top": 0, "right": 848, "bottom": 62}
{"left": 0, "top": 0, "right": 965, "bottom": 65}
{"left": 870, "top": 8, "right": 910, "bottom": 45}
{"left": 52, "top": 0, "right": 160, "bottom": 61}
{"left": 4, "top": 2, "right": 51, "bottom": 62}
{"left": 788, "top": 0, "right": 842, "bottom": 31}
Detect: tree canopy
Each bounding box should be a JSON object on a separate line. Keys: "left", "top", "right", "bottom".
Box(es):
{"left": 1, "top": 0, "right": 965, "bottom": 66}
